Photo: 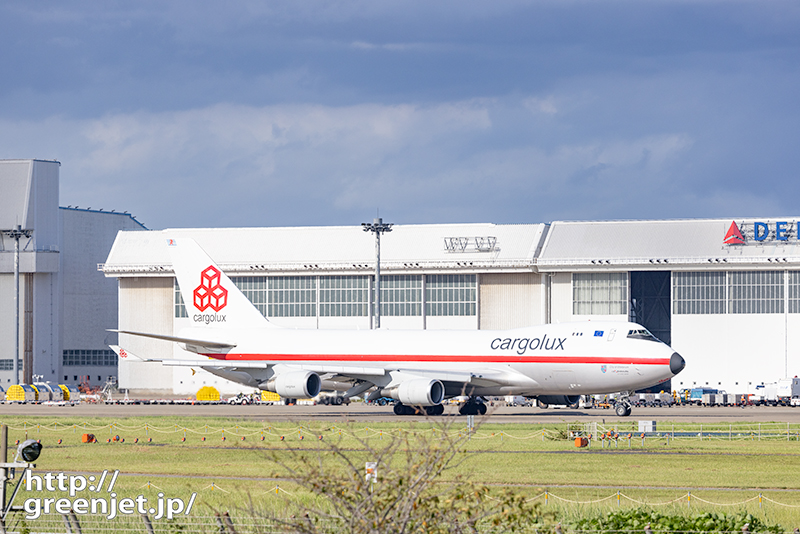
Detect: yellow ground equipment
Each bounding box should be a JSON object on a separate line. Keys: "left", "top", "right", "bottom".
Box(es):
{"left": 196, "top": 386, "right": 221, "bottom": 401}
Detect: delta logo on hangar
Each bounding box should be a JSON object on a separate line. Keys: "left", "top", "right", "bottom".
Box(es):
{"left": 724, "top": 220, "right": 800, "bottom": 245}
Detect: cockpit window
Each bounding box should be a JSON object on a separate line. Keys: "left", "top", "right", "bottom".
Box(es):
{"left": 627, "top": 329, "right": 660, "bottom": 342}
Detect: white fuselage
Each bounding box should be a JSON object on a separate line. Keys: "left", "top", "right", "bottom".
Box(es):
{"left": 184, "top": 320, "right": 679, "bottom": 397}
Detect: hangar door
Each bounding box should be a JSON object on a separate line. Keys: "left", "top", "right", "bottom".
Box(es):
{"left": 630, "top": 271, "right": 672, "bottom": 393}
{"left": 629, "top": 271, "right": 671, "bottom": 345}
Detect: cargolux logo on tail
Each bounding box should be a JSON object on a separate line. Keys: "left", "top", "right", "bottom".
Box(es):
{"left": 723, "top": 221, "right": 745, "bottom": 245}
{"left": 193, "top": 266, "right": 228, "bottom": 312}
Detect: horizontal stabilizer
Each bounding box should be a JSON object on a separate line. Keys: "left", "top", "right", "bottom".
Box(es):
{"left": 109, "top": 345, "right": 151, "bottom": 362}
{"left": 109, "top": 345, "right": 269, "bottom": 368}
{"left": 111, "top": 329, "right": 236, "bottom": 351}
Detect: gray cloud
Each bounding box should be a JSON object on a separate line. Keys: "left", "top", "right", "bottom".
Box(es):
{"left": 0, "top": 1, "right": 799, "bottom": 228}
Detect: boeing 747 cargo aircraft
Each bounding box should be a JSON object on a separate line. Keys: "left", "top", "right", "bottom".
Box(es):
{"left": 110, "top": 238, "right": 685, "bottom": 417}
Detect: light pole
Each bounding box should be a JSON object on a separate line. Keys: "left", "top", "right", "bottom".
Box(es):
{"left": 362, "top": 218, "right": 393, "bottom": 329}
{"left": 2, "top": 226, "right": 32, "bottom": 385}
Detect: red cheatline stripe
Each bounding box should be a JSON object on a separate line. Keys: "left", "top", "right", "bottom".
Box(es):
{"left": 200, "top": 353, "right": 670, "bottom": 365}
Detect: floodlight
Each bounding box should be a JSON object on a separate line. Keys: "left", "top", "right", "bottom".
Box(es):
{"left": 361, "top": 217, "right": 393, "bottom": 329}
{"left": 14, "top": 439, "right": 42, "bottom": 463}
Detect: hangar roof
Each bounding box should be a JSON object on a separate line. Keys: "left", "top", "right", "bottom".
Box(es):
{"left": 103, "top": 218, "right": 800, "bottom": 277}
{"left": 538, "top": 218, "right": 800, "bottom": 272}
{"left": 102, "top": 223, "right": 547, "bottom": 276}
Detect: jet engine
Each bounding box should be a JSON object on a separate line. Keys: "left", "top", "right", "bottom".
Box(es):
{"left": 535, "top": 395, "right": 580, "bottom": 408}
{"left": 262, "top": 371, "right": 322, "bottom": 398}
{"left": 381, "top": 378, "right": 444, "bottom": 406}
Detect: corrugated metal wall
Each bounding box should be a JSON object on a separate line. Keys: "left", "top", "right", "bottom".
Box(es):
{"left": 550, "top": 272, "right": 573, "bottom": 323}
{"left": 479, "top": 273, "right": 542, "bottom": 329}
{"left": 118, "top": 277, "right": 174, "bottom": 390}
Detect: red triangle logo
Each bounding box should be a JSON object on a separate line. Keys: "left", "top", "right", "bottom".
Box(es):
{"left": 723, "top": 221, "right": 745, "bottom": 245}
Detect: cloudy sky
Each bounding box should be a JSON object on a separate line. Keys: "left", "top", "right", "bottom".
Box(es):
{"left": 1, "top": 1, "right": 799, "bottom": 229}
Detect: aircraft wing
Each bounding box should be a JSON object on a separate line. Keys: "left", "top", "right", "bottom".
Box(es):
{"left": 390, "top": 367, "right": 536, "bottom": 388}
{"left": 109, "top": 345, "right": 385, "bottom": 376}
{"left": 111, "top": 329, "right": 236, "bottom": 352}
{"left": 317, "top": 366, "right": 535, "bottom": 389}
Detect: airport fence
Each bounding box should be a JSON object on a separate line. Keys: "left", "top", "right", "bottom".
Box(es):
{"left": 3, "top": 420, "right": 800, "bottom": 532}
{"left": 534, "top": 490, "right": 800, "bottom": 509}
{"left": 2, "top": 420, "right": 800, "bottom": 444}
{"left": 3, "top": 506, "right": 800, "bottom": 534}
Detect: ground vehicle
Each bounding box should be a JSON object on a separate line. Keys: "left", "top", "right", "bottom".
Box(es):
{"left": 689, "top": 388, "right": 718, "bottom": 405}
{"left": 777, "top": 378, "right": 800, "bottom": 405}
{"left": 227, "top": 393, "right": 253, "bottom": 405}
{"left": 504, "top": 395, "right": 530, "bottom": 406}
{"left": 752, "top": 384, "right": 778, "bottom": 406}
{"left": 631, "top": 392, "right": 673, "bottom": 407}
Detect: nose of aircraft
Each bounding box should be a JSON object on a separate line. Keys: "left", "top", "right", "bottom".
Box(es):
{"left": 670, "top": 352, "right": 685, "bottom": 375}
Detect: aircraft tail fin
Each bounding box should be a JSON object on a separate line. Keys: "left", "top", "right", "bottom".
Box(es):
{"left": 167, "top": 237, "right": 276, "bottom": 329}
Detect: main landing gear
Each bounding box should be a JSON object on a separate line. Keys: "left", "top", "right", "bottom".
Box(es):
{"left": 391, "top": 397, "right": 486, "bottom": 417}
{"left": 458, "top": 398, "right": 487, "bottom": 416}
{"left": 393, "top": 403, "right": 445, "bottom": 416}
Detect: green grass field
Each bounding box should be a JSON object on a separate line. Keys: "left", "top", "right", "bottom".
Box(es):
{"left": 2, "top": 416, "right": 800, "bottom": 532}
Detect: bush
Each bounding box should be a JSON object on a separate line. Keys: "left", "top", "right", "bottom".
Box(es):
{"left": 572, "top": 509, "right": 783, "bottom": 533}
{"left": 251, "top": 419, "right": 554, "bottom": 533}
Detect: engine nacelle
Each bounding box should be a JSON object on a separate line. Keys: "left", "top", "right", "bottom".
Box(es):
{"left": 262, "top": 371, "right": 321, "bottom": 398}
{"left": 536, "top": 395, "right": 580, "bottom": 408}
{"left": 383, "top": 379, "right": 444, "bottom": 406}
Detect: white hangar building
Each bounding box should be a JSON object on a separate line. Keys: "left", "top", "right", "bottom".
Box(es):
{"left": 0, "top": 159, "right": 145, "bottom": 388}
{"left": 103, "top": 218, "right": 800, "bottom": 396}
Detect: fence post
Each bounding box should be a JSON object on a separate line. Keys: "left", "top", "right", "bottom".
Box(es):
{"left": 223, "top": 512, "right": 238, "bottom": 534}
{"left": 759, "top": 493, "right": 762, "bottom": 509}
{"left": 68, "top": 509, "right": 83, "bottom": 534}
{"left": 617, "top": 490, "right": 621, "bottom": 507}
{"left": 545, "top": 491, "right": 549, "bottom": 506}
{"left": 687, "top": 492, "right": 691, "bottom": 508}
{"left": 141, "top": 513, "right": 155, "bottom": 534}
